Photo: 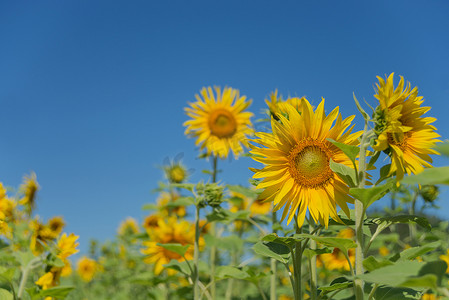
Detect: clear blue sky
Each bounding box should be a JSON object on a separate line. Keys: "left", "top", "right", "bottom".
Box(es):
{"left": 1, "top": 1, "right": 449, "bottom": 253}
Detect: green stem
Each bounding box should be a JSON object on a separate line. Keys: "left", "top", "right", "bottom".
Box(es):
{"left": 194, "top": 205, "right": 201, "bottom": 300}
{"left": 18, "top": 257, "right": 41, "bottom": 300}
{"left": 354, "top": 121, "right": 369, "bottom": 300}
{"left": 270, "top": 211, "right": 277, "bottom": 300}
{"left": 367, "top": 283, "right": 379, "bottom": 300}
{"left": 209, "top": 155, "right": 218, "bottom": 299}
{"left": 256, "top": 282, "right": 269, "bottom": 300}
{"left": 293, "top": 220, "right": 303, "bottom": 300}
{"left": 409, "top": 188, "right": 418, "bottom": 245}
{"left": 308, "top": 222, "right": 318, "bottom": 300}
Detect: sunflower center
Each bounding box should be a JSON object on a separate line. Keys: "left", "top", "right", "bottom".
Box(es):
{"left": 288, "top": 138, "right": 334, "bottom": 188}
{"left": 208, "top": 109, "right": 237, "bottom": 138}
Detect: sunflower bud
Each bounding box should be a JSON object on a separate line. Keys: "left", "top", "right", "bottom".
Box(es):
{"left": 420, "top": 185, "right": 439, "bottom": 203}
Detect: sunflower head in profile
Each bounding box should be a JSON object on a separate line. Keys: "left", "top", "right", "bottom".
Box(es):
{"left": 184, "top": 86, "right": 253, "bottom": 159}
{"left": 251, "top": 99, "right": 361, "bottom": 228}
{"left": 47, "top": 216, "right": 65, "bottom": 237}
{"left": 373, "top": 73, "right": 440, "bottom": 180}
{"left": 19, "top": 172, "right": 39, "bottom": 211}
{"left": 265, "top": 90, "right": 305, "bottom": 121}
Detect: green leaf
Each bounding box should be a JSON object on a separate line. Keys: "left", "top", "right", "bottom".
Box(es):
{"left": 349, "top": 180, "right": 394, "bottom": 209}
{"left": 215, "top": 266, "right": 248, "bottom": 280}
{"left": 252, "top": 242, "right": 290, "bottom": 264}
{"left": 371, "top": 215, "right": 431, "bottom": 232}
{"left": 363, "top": 256, "right": 394, "bottom": 272}
{"left": 227, "top": 185, "right": 258, "bottom": 199}
{"left": 156, "top": 243, "right": 190, "bottom": 257}
{"left": 296, "top": 234, "right": 356, "bottom": 253}
{"left": 0, "top": 289, "right": 13, "bottom": 300}
{"left": 397, "top": 241, "right": 441, "bottom": 262}
{"left": 401, "top": 167, "right": 449, "bottom": 185}
{"left": 39, "top": 286, "right": 75, "bottom": 298}
{"left": 303, "top": 248, "right": 331, "bottom": 260}
{"left": 206, "top": 208, "right": 230, "bottom": 222}
{"left": 163, "top": 260, "right": 191, "bottom": 276}
{"left": 376, "top": 164, "right": 391, "bottom": 185}
{"left": 327, "top": 138, "right": 360, "bottom": 164}
{"left": 45, "top": 255, "right": 65, "bottom": 268}
{"left": 261, "top": 233, "right": 298, "bottom": 248}
{"left": 329, "top": 159, "right": 357, "bottom": 187}
{"left": 367, "top": 151, "right": 381, "bottom": 170}
{"left": 435, "top": 141, "right": 449, "bottom": 157}
{"left": 358, "top": 260, "right": 446, "bottom": 290}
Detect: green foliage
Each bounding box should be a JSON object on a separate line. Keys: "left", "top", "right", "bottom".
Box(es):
{"left": 402, "top": 166, "right": 449, "bottom": 185}
{"left": 329, "top": 159, "right": 357, "bottom": 187}
{"left": 253, "top": 241, "right": 290, "bottom": 264}
{"left": 350, "top": 179, "right": 394, "bottom": 209}
{"left": 327, "top": 138, "right": 360, "bottom": 164}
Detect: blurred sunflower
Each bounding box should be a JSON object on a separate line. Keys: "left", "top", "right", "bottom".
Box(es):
{"left": 47, "top": 216, "right": 65, "bottom": 237}
{"left": 142, "top": 214, "right": 162, "bottom": 231}
{"left": 77, "top": 256, "right": 99, "bottom": 282}
{"left": 30, "top": 219, "right": 57, "bottom": 254}
{"left": 57, "top": 233, "right": 79, "bottom": 259}
{"left": 265, "top": 90, "right": 304, "bottom": 120}
{"left": 118, "top": 217, "right": 140, "bottom": 236}
{"left": 184, "top": 86, "right": 253, "bottom": 159}
{"left": 19, "top": 172, "right": 39, "bottom": 210}
{"left": 0, "top": 183, "right": 16, "bottom": 221}
{"left": 421, "top": 294, "right": 442, "bottom": 300}
{"left": 163, "top": 157, "right": 189, "bottom": 184}
{"left": 373, "top": 73, "right": 440, "bottom": 180}
{"left": 251, "top": 100, "right": 361, "bottom": 227}
{"left": 141, "top": 217, "right": 199, "bottom": 274}
{"left": 317, "top": 228, "right": 355, "bottom": 271}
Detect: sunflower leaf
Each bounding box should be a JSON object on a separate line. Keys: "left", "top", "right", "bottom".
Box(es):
{"left": 401, "top": 167, "right": 449, "bottom": 185}
{"left": 261, "top": 233, "right": 298, "bottom": 248}
{"left": 370, "top": 215, "right": 431, "bottom": 232}
{"left": 303, "top": 248, "right": 331, "bottom": 259}
{"left": 0, "top": 289, "right": 13, "bottom": 300}
{"left": 156, "top": 243, "right": 190, "bottom": 257}
{"left": 327, "top": 139, "right": 360, "bottom": 164}
{"left": 329, "top": 159, "right": 357, "bottom": 187}
{"left": 363, "top": 256, "right": 394, "bottom": 272}
{"left": 295, "top": 234, "right": 356, "bottom": 253}
{"left": 253, "top": 241, "right": 290, "bottom": 264}
{"left": 435, "top": 141, "right": 449, "bottom": 157}
{"left": 164, "top": 260, "right": 191, "bottom": 276}
{"left": 349, "top": 180, "right": 394, "bottom": 209}
{"left": 376, "top": 164, "right": 391, "bottom": 185}
{"left": 358, "top": 260, "right": 446, "bottom": 290}
{"left": 39, "top": 286, "right": 75, "bottom": 298}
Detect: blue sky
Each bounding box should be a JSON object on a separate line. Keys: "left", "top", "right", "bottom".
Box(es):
{"left": 1, "top": 1, "right": 449, "bottom": 253}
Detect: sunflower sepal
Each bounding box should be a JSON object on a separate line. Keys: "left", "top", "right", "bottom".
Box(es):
{"left": 353, "top": 92, "right": 370, "bottom": 121}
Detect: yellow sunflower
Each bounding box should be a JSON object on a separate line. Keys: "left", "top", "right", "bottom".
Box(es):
{"left": 265, "top": 90, "right": 305, "bottom": 120}
{"left": 141, "top": 217, "right": 199, "bottom": 274}
{"left": 19, "top": 172, "right": 39, "bottom": 209}
{"left": 373, "top": 73, "right": 440, "bottom": 180}
{"left": 184, "top": 86, "right": 253, "bottom": 159}
{"left": 47, "top": 216, "right": 65, "bottom": 237}
{"left": 77, "top": 256, "right": 99, "bottom": 282}
{"left": 251, "top": 99, "right": 361, "bottom": 227}
{"left": 118, "top": 217, "right": 139, "bottom": 236}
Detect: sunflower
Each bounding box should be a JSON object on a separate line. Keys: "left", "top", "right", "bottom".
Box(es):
{"left": 19, "top": 172, "right": 39, "bottom": 210}
{"left": 77, "top": 256, "right": 99, "bottom": 282}
{"left": 47, "top": 216, "right": 65, "bottom": 237}
{"left": 373, "top": 73, "right": 440, "bottom": 180}
{"left": 141, "top": 217, "right": 198, "bottom": 274}
{"left": 251, "top": 99, "right": 361, "bottom": 227}
{"left": 118, "top": 217, "right": 139, "bottom": 236}
{"left": 163, "top": 158, "right": 188, "bottom": 184}
{"left": 184, "top": 86, "right": 253, "bottom": 159}
{"left": 143, "top": 214, "right": 162, "bottom": 231}
{"left": 265, "top": 90, "right": 305, "bottom": 120}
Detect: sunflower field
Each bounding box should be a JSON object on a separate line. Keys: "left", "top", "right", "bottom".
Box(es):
{"left": 1, "top": 73, "right": 449, "bottom": 300}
